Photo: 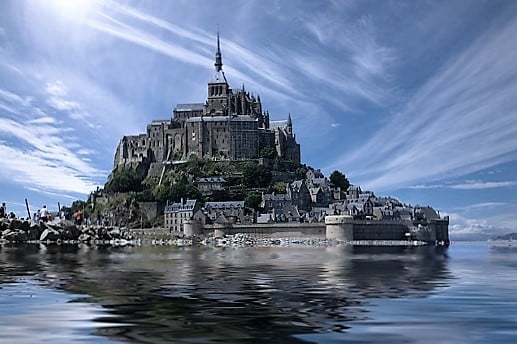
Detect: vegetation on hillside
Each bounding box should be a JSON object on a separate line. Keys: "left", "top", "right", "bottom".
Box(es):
{"left": 330, "top": 170, "right": 350, "bottom": 192}
{"left": 64, "top": 156, "right": 351, "bottom": 226}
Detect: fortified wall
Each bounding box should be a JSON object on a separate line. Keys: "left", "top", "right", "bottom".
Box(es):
{"left": 182, "top": 215, "right": 450, "bottom": 245}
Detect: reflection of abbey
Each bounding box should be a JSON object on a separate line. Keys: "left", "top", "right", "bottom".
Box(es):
{"left": 114, "top": 34, "right": 300, "bottom": 178}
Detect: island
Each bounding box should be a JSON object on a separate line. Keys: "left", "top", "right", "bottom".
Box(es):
{"left": 0, "top": 34, "right": 449, "bottom": 246}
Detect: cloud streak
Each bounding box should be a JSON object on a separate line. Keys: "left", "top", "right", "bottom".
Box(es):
{"left": 410, "top": 180, "right": 517, "bottom": 190}
{"left": 330, "top": 15, "right": 517, "bottom": 191}
{"left": 0, "top": 87, "right": 104, "bottom": 195}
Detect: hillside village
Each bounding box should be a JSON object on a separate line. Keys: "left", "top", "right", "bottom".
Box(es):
{"left": 82, "top": 34, "right": 445, "bottom": 239}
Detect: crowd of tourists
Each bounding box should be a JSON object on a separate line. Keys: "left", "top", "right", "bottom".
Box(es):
{"left": 0, "top": 201, "right": 85, "bottom": 225}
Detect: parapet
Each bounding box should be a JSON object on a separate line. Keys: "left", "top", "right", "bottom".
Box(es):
{"left": 325, "top": 215, "right": 354, "bottom": 225}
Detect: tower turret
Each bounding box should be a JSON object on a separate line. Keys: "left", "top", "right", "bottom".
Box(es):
{"left": 214, "top": 31, "right": 223, "bottom": 72}
{"left": 287, "top": 113, "right": 293, "bottom": 135}
{"left": 207, "top": 32, "right": 229, "bottom": 115}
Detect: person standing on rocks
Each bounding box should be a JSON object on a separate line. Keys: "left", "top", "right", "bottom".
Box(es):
{"left": 0, "top": 202, "right": 6, "bottom": 218}
{"left": 75, "top": 209, "right": 83, "bottom": 226}
{"left": 40, "top": 205, "right": 49, "bottom": 222}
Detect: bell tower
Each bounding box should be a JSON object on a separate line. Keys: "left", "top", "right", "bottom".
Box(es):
{"left": 207, "top": 32, "right": 229, "bottom": 115}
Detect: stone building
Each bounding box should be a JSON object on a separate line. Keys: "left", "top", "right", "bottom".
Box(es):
{"left": 195, "top": 177, "right": 226, "bottom": 196}
{"left": 204, "top": 201, "right": 245, "bottom": 223}
{"left": 113, "top": 34, "right": 300, "bottom": 179}
{"left": 287, "top": 180, "right": 312, "bottom": 211}
{"left": 164, "top": 199, "right": 200, "bottom": 233}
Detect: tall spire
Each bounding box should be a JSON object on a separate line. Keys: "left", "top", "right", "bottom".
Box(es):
{"left": 214, "top": 32, "right": 223, "bottom": 72}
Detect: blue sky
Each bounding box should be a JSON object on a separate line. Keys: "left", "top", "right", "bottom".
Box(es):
{"left": 1, "top": 0, "right": 517, "bottom": 240}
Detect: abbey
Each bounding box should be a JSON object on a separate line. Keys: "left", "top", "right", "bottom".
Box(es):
{"left": 114, "top": 34, "right": 300, "bottom": 178}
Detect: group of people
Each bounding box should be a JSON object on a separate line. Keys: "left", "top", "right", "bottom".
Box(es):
{"left": 35, "top": 205, "right": 51, "bottom": 222}
{"left": 0, "top": 202, "right": 16, "bottom": 219}
{"left": 1, "top": 201, "right": 86, "bottom": 225}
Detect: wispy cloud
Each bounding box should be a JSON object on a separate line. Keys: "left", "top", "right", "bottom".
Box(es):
{"left": 330, "top": 15, "right": 517, "bottom": 191}
{"left": 410, "top": 180, "right": 517, "bottom": 190}
{"left": 86, "top": 2, "right": 303, "bottom": 102}
{"left": 301, "top": 10, "right": 395, "bottom": 106}
{"left": 447, "top": 211, "right": 517, "bottom": 241}
{"left": 0, "top": 86, "right": 104, "bottom": 195}
{"left": 0, "top": 117, "right": 102, "bottom": 193}
{"left": 45, "top": 80, "right": 90, "bottom": 120}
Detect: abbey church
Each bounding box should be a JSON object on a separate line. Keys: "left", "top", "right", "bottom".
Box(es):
{"left": 114, "top": 34, "right": 300, "bottom": 178}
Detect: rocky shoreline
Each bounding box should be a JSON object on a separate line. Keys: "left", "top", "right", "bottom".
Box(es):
{"left": 0, "top": 218, "right": 135, "bottom": 245}
{"left": 1, "top": 218, "right": 429, "bottom": 248}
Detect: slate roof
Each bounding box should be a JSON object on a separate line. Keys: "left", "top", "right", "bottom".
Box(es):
{"left": 174, "top": 103, "right": 204, "bottom": 112}
{"left": 185, "top": 115, "right": 258, "bottom": 123}
{"left": 269, "top": 120, "right": 288, "bottom": 129}
{"left": 205, "top": 201, "right": 244, "bottom": 209}
{"left": 164, "top": 199, "right": 197, "bottom": 213}
{"left": 196, "top": 177, "right": 227, "bottom": 184}
{"left": 262, "top": 193, "right": 290, "bottom": 201}
{"left": 290, "top": 180, "right": 304, "bottom": 191}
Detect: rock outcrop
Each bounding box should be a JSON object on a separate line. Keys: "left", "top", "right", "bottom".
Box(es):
{"left": 0, "top": 218, "right": 134, "bottom": 244}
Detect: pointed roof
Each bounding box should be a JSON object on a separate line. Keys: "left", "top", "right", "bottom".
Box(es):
{"left": 211, "top": 32, "right": 227, "bottom": 84}
{"left": 215, "top": 31, "right": 223, "bottom": 72}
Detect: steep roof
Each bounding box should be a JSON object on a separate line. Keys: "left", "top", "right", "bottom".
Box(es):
{"left": 196, "top": 177, "right": 227, "bottom": 184}
{"left": 269, "top": 120, "right": 288, "bottom": 129}
{"left": 164, "top": 199, "right": 197, "bottom": 213}
{"left": 205, "top": 201, "right": 244, "bottom": 209}
{"left": 262, "top": 193, "right": 290, "bottom": 201}
{"left": 174, "top": 103, "right": 204, "bottom": 112}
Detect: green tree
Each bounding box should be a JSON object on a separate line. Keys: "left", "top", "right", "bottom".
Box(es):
{"left": 272, "top": 182, "right": 287, "bottom": 194}
{"left": 260, "top": 147, "right": 278, "bottom": 159}
{"left": 330, "top": 170, "right": 350, "bottom": 191}
{"left": 105, "top": 168, "right": 143, "bottom": 193}
{"left": 242, "top": 162, "right": 272, "bottom": 188}
{"left": 294, "top": 164, "right": 309, "bottom": 180}
{"left": 245, "top": 192, "right": 262, "bottom": 211}
{"left": 153, "top": 176, "right": 202, "bottom": 203}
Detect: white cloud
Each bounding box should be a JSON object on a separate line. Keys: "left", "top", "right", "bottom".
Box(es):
{"left": 45, "top": 80, "right": 68, "bottom": 97}
{"left": 447, "top": 212, "right": 513, "bottom": 241}
{"left": 329, "top": 16, "right": 517, "bottom": 191}
{"left": 44, "top": 80, "right": 90, "bottom": 119}
{"left": 0, "top": 86, "right": 104, "bottom": 195}
{"left": 0, "top": 88, "right": 33, "bottom": 107}
{"left": 27, "top": 116, "right": 58, "bottom": 125}
{"left": 86, "top": 3, "right": 303, "bottom": 102}
{"left": 410, "top": 180, "right": 517, "bottom": 190}
{"left": 451, "top": 181, "right": 517, "bottom": 190}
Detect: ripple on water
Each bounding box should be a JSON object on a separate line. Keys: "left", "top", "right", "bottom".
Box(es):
{"left": 0, "top": 277, "right": 126, "bottom": 344}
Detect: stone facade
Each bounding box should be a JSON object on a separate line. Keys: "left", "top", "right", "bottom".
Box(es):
{"left": 164, "top": 199, "right": 200, "bottom": 233}
{"left": 113, "top": 34, "right": 300, "bottom": 178}
{"left": 204, "top": 201, "right": 245, "bottom": 223}
{"left": 195, "top": 177, "right": 226, "bottom": 196}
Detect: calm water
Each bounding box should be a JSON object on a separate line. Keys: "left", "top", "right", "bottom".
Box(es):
{"left": 1, "top": 243, "right": 516, "bottom": 343}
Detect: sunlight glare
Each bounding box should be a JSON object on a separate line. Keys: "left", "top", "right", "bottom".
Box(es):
{"left": 48, "top": 0, "right": 99, "bottom": 20}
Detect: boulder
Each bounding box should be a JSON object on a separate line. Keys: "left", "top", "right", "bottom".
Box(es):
{"left": 39, "top": 228, "right": 61, "bottom": 242}
{"left": 27, "top": 224, "right": 43, "bottom": 240}
{"left": 10, "top": 219, "right": 31, "bottom": 232}
{"left": 3, "top": 229, "right": 28, "bottom": 242}
{"left": 78, "top": 233, "right": 93, "bottom": 243}
{"left": 61, "top": 225, "right": 80, "bottom": 240}
{"left": 0, "top": 218, "right": 9, "bottom": 231}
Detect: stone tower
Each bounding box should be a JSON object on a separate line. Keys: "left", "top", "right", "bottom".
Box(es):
{"left": 206, "top": 32, "right": 229, "bottom": 115}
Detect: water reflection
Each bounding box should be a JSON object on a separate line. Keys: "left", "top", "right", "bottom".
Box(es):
{"left": 0, "top": 244, "right": 451, "bottom": 343}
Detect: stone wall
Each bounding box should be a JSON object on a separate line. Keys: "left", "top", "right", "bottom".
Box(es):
{"left": 138, "top": 202, "right": 161, "bottom": 221}
{"left": 203, "top": 223, "right": 325, "bottom": 238}
{"left": 352, "top": 220, "right": 409, "bottom": 241}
